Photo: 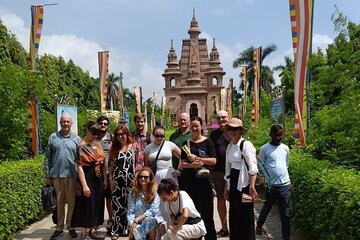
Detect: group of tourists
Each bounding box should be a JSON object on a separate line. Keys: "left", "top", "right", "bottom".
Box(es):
{"left": 45, "top": 110, "right": 291, "bottom": 240}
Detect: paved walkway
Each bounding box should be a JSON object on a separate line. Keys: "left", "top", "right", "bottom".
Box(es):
{"left": 14, "top": 199, "right": 304, "bottom": 240}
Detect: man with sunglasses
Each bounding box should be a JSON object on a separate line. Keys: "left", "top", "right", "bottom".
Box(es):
{"left": 209, "top": 110, "right": 231, "bottom": 237}
{"left": 96, "top": 115, "right": 113, "bottom": 236}
{"left": 45, "top": 114, "right": 81, "bottom": 240}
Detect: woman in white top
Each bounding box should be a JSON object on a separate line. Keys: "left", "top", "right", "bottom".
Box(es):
{"left": 144, "top": 125, "right": 181, "bottom": 225}
{"left": 224, "top": 118, "right": 258, "bottom": 240}
{"left": 157, "top": 178, "right": 206, "bottom": 240}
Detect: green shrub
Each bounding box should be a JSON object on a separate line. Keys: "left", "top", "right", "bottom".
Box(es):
{"left": 0, "top": 157, "right": 45, "bottom": 239}
{"left": 289, "top": 150, "right": 360, "bottom": 239}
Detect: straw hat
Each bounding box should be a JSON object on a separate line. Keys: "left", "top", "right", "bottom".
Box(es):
{"left": 226, "top": 118, "right": 248, "bottom": 133}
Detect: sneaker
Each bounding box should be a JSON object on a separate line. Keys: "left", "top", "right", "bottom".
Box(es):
{"left": 256, "top": 226, "right": 264, "bottom": 235}
{"left": 50, "top": 230, "right": 64, "bottom": 240}
{"left": 68, "top": 229, "right": 78, "bottom": 238}
{"left": 89, "top": 230, "right": 105, "bottom": 240}
{"left": 216, "top": 229, "right": 229, "bottom": 237}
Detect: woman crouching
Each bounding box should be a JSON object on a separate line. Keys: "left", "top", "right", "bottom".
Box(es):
{"left": 127, "top": 167, "right": 163, "bottom": 240}
{"left": 157, "top": 178, "right": 206, "bottom": 240}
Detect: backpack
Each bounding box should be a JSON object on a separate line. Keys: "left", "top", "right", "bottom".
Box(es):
{"left": 239, "top": 140, "right": 272, "bottom": 190}
{"left": 41, "top": 185, "right": 56, "bottom": 212}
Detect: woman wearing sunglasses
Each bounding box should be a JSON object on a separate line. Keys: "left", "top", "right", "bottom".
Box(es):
{"left": 127, "top": 167, "right": 163, "bottom": 240}
{"left": 71, "top": 121, "right": 106, "bottom": 240}
{"left": 108, "top": 125, "right": 136, "bottom": 239}
{"left": 144, "top": 125, "right": 181, "bottom": 226}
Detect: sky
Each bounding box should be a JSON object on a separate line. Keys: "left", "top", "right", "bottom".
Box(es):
{"left": 1, "top": 0, "right": 359, "bottom": 103}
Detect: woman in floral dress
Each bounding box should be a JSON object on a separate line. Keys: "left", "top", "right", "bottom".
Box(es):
{"left": 109, "top": 125, "right": 135, "bottom": 239}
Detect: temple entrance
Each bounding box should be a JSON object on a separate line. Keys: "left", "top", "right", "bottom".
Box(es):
{"left": 189, "top": 103, "right": 198, "bottom": 119}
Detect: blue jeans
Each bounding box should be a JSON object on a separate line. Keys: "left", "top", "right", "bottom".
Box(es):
{"left": 256, "top": 184, "right": 292, "bottom": 240}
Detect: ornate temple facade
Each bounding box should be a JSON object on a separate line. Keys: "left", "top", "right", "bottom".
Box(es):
{"left": 163, "top": 10, "right": 226, "bottom": 125}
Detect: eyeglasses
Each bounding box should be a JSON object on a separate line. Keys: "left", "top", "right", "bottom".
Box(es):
{"left": 154, "top": 134, "right": 165, "bottom": 138}
{"left": 117, "top": 132, "right": 127, "bottom": 137}
{"left": 99, "top": 122, "right": 108, "bottom": 126}
{"left": 217, "top": 116, "right": 227, "bottom": 120}
{"left": 139, "top": 175, "right": 150, "bottom": 180}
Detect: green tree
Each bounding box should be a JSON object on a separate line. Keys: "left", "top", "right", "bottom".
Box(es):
{"left": 107, "top": 73, "right": 120, "bottom": 110}
{"left": 233, "top": 44, "right": 277, "bottom": 94}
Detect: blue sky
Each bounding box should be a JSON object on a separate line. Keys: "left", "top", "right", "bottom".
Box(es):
{"left": 1, "top": 0, "right": 359, "bottom": 102}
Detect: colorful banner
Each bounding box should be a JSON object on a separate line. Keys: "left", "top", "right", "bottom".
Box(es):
{"left": 151, "top": 92, "right": 158, "bottom": 131}
{"left": 241, "top": 65, "right": 247, "bottom": 120}
{"left": 98, "top": 51, "right": 109, "bottom": 114}
{"left": 289, "top": 0, "right": 314, "bottom": 146}
{"left": 118, "top": 72, "right": 124, "bottom": 117}
{"left": 134, "top": 87, "right": 142, "bottom": 113}
{"left": 227, "top": 78, "right": 233, "bottom": 119}
{"left": 161, "top": 97, "right": 166, "bottom": 127}
{"left": 251, "top": 47, "right": 261, "bottom": 127}
{"left": 220, "top": 88, "right": 226, "bottom": 110}
{"left": 28, "top": 5, "right": 44, "bottom": 156}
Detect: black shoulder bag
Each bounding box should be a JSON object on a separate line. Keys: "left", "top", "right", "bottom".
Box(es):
{"left": 150, "top": 141, "right": 165, "bottom": 174}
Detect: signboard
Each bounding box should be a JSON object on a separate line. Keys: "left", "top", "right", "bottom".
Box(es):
{"left": 57, "top": 105, "right": 78, "bottom": 135}
{"left": 271, "top": 98, "right": 285, "bottom": 127}
{"left": 123, "top": 111, "right": 130, "bottom": 130}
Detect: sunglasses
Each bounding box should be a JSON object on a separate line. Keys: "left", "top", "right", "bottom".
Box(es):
{"left": 117, "top": 132, "right": 127, "bottom": 137}
{"left": 99, "top": 121, "right": 108, "bottom": 126}
{"left": 90, "top": 129, "right": 100, "bottom": 136}
{"left": 139, "top": 175, "right": 150, "bottom": 180}
{"left": 154, "top": 134, "right": 165, "bottom": 138}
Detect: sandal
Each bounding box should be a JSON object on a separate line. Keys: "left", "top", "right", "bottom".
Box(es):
{"left": 216, "top": 229, "right": 229, "bottom": 237}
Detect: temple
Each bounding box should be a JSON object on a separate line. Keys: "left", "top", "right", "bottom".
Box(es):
{"left": 163, "top": 9, "right": 226, "bottom": 125}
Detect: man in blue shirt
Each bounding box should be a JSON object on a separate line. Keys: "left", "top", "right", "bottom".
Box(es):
{"left": 256, "top": 125, "right": 291, "bottom": 240}
{"left": 45, "top": 114, "right": 81, "bottom": 240}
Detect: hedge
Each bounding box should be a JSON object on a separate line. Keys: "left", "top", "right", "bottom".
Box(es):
{"left": 289, "top": 150, "right": 360, "bottom": 239}
{"left": 0, "top": 157, "right": 45, "bottom": 239}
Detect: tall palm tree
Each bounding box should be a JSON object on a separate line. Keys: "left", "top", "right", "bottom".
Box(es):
{"left": 107, "top": 73, "right": 119, "bottom": 110}
{"left": 233, "top": 44, "right": 277, "bottom": 95}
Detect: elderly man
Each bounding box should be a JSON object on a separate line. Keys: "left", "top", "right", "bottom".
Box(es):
{"left": 209, "top": 110, "right": 231, "bottom": 237}
{"left": 169, "top": 112, "right": 192, "bottom": 188}
{"left": 45, "top": 114, "right": 81, "bottom": 240}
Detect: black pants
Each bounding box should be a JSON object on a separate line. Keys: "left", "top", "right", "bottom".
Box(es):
{"left": 229, "top": 168, "right": 255, "bottom": 240}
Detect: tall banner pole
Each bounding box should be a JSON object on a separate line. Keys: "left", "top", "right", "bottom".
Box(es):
{"left": 289, "top": 0, "right": 314, "bottom": 146}
{"left": 98, "top": 51, "right": 109, "bottom": 115}
{"left": 241, "top": 65, "right": 247, "bottom": 122}
{"left": 251, "top": 47, "right": 261, "bottom": 128}
{"left": 118, "top": 72, "right": 124, "bottom": 118}
{"left": 151, "top": 92, "right": 158, "bottom": 131}
{"left": 28, "top": 5, "right": 44, "bottom": 156}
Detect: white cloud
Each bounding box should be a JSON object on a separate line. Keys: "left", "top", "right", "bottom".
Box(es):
{"left": 312, "top": 33, "right": 333, "bottom": 52}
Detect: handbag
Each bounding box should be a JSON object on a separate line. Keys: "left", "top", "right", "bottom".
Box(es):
{"left": 150, "top": 141, "right": 165, "bottom": 174}
{"left": 184, "top": 140, "right": 211, "bottom": 179}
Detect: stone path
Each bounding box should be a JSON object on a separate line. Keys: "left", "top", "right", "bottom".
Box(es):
{"left": 14, "top": 199, "right": 304, "bottom": 240}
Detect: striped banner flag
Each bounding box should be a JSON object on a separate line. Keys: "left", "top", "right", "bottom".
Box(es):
{"left": 134, "top": 87, "right": 142, "bottom": 113}
{"left": 220, "top": 88, "right": 226, "bottom": 110}
{"left": 227, "top": 78, "right": 233, "bottom": 119}
{"left": 289, "top": 0, "right": 314, "bottom": 146}
{"left": 118, "top": 72, "right": 124, "bottom": 117}
{"left": 241, "top": 65, "right": 247, "bottom": 120}
{"left": 98, "top": 51, "right": 109, "bottom": 114}
{"left": 251, "top": 47, "right": 261, "bottom": 127}
{"left": 151, "top": 92, "right": 158, "bottom": 131}
{"left": 28, "top": 5, "right": 44, "bottom": 156}
{"left": 161, "top": 97, "right": 166, "bottom": 127}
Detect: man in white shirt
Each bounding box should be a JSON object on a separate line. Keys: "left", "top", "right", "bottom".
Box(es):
{"left": 256, "top": 125, "right": 291, "bottom": 240}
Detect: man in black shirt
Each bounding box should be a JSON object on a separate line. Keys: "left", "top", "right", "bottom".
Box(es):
{"left": 209, "top": 110, "right": 231, "bottom": 237}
